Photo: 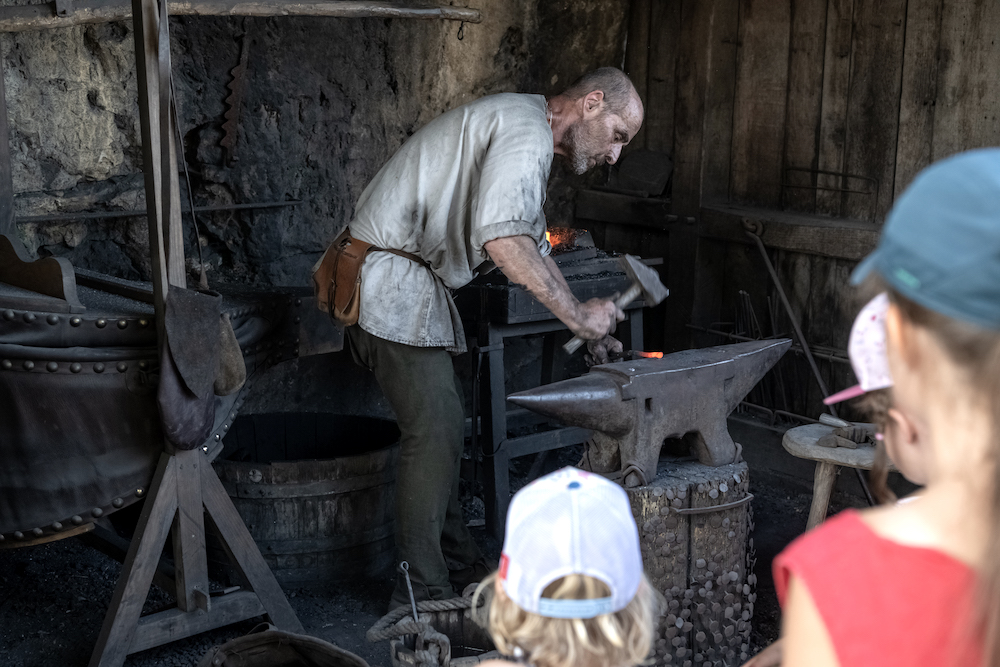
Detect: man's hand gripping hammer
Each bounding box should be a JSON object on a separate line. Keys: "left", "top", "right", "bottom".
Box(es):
{"left": 564, "top": 254, "right": 669, "bottom": 354}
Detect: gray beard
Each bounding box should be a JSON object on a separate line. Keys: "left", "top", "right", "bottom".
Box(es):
{"left": 564, "top": 122, "right": 594, "bottom": 175}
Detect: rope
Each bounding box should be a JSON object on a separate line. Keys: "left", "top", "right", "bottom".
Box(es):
{"left": 372, "top": 618, "right": 452, "bottom": 667}
{"left": 409, "top": 621, "right": 452, "bottom": 667}
{"left": 366, "top": 595, "right": 480, "bottom": 643}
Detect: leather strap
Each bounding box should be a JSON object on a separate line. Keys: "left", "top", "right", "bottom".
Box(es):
{"left": 344, "top": 228, "right": 429, "bottom": 269}
{"left": 380, "top": 246, "right": 430, "bottom": 268}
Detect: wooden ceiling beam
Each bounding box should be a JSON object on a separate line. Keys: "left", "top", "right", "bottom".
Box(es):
{"left": 0, "top": 0, "right": 481, "bottom": 32}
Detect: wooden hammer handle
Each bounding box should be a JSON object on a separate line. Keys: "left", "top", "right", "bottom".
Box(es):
{"left": 563, "top": 282, "right": 643, "bottom": 354}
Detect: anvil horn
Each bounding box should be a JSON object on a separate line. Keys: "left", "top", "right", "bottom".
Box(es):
{"left": 506, "top": 374, "right": 633, "bottom": 435}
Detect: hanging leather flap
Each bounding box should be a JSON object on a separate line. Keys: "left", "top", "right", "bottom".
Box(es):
{"left": 164, "top": 287, "right": 222, "bottom": 400}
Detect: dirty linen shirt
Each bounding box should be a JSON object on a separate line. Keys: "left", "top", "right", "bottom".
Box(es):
{"left": 349, "top": 93, "right": 553, "bottom": 354}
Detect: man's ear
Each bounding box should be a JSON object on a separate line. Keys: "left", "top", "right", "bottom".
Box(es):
{"left": 582, "top": 90, "right": 605, "bottom": 116}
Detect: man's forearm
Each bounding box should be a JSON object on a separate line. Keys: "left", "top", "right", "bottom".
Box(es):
{"left": 484, "top": 235, "right": 582, "bottom": 329}
{"left": 543, "top": 254, "right": 572, "bottom": 294}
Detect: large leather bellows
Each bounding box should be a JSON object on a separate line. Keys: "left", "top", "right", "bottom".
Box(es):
{"left": 0, "top": 277, "right": 307, "bottom": 545}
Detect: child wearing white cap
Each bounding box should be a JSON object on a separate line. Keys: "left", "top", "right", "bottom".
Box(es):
{"left": 474, "top": 467, "right": 657, "bottom": 667}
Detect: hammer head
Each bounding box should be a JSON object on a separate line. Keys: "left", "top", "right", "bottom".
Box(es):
{"left": 622, "top": 254, "right": 669, "bottom": 306}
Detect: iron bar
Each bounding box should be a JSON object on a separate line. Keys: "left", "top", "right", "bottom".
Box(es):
{"left": 781, "top": 167, "right": 879, "bottom": 223}
{"left": 782, "top": 184, "right": 874, "bottom": 195}
{"left": 737, "top": 401, "right": 821, "bottom": 427}
{"left": 674, "top": 493, "right": 754, "bottom": 515}
{"left": 16, "top": 200, "right": 301, "bottom": 224}
{"left": 743, "top": 225, "right": 835, "bottom": 410}
{"left": 0, "top": 55, "right": 12, "bottom": 238}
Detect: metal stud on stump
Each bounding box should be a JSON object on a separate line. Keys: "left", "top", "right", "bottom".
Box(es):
{"left": 627, "top": 461, "right": 754, "bottom": 667}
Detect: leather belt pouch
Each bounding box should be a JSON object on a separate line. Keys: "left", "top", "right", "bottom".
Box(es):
{"left": 312, "top": 228, "right": 374, "bottom": 327}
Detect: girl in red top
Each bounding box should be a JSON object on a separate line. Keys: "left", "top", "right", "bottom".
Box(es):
{"left": 764, "top": 150, "right": 1000, "bottom": 667}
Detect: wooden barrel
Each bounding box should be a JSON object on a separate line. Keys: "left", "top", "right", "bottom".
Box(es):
{"left": 212, "top": 413, "right": 400, "bottom": 584}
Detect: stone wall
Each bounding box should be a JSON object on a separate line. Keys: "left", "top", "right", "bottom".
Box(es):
{"left": 4, "top": 0, "right": 629, "bottom": 285}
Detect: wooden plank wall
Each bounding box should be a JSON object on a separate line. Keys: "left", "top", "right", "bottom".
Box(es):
{"left": 584, "top": 0, "right": 1000, "bottom": 417}
{"left": 625, "top": 0, "right": 1000, "bottom": 221}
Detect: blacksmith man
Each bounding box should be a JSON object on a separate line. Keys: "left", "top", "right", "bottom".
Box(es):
{"left": 334, "top": 67, "right": 643, "bottom": 608}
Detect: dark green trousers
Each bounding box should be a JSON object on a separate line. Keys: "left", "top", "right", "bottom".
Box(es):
{"left": 346, "top": 325, "right": 482, "bottom": 606}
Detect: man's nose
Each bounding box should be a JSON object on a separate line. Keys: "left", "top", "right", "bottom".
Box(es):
{"left": 606, "top": 144, "right": 623, "bottom": 165}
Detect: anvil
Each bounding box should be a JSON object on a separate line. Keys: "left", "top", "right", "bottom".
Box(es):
{"left": 507, "top": 339, "right": 791, "bottom": 487}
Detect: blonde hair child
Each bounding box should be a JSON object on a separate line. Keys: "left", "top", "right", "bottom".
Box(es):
{"left": 475, "top": 467, "right": 657, "bottom": 667}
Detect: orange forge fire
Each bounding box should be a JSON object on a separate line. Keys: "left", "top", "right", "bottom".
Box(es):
{"left": 546, "top": 227, "right": 580, "bottom": 249}
{"left": 636, "top": 351, "right": 664, "bottom": 359}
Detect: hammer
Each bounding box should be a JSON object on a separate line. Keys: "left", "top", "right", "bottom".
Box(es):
{"left": 563, "top": 254, "right": 669, "bottom": 354}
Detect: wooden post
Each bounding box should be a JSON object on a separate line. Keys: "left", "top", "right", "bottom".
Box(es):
{"left": 88, "top": 455, "right": 180, "bottom": 667}
{"left": 0, "top": 62, "right": 13, "bottom": 239}
{"left": 172, "top": 450, "right": 209, "bottom": 613}
{"left": 88, "top": 0, "right": 302, "bottom": 664}
{"left": 131, "top": 0, "right": 169, "bottom": 322}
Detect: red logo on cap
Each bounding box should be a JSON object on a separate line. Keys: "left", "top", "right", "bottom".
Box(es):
{"left": 499, "top": 553, "right": 510, "bottom": 581}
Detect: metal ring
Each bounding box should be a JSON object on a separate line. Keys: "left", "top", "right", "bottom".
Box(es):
{"left": 673, "top": 493, "right": 754, "bottom": 515}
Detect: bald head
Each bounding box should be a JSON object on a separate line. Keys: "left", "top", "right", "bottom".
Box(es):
{"left": 560, "top": 67, "right": 643, "bottom": 120}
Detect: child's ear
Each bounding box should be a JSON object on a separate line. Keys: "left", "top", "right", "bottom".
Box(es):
{"left": 885, "top": 302, "right": 920, "bottom": 369}
{"left": 887, "top": 408, "right": 918, "bottom": 445}
{"left": 886, "top": 407, "right": 927, "bottom": 485}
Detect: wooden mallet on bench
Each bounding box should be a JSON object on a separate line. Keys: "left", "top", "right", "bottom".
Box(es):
{"left": 563, "top": 254, "right": 669, "bottom": 354}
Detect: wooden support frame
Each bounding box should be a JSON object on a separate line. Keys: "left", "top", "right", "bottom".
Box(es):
{"left": 87, "top": 0, "right": 303, "bottom": 664}
{"left": 88, "top": 451, "right": 303, "bottom": 666}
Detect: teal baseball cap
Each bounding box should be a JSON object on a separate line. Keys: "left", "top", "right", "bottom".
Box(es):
{"left": 851, "top": 148, "right": 1000, "bottom": 330}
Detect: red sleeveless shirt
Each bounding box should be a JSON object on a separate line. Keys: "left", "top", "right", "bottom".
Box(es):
{"left": 774, "top": 510, "right": 982, "bottom": 667}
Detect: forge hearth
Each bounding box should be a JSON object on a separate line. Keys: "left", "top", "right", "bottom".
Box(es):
{"left": 455, "top": 227, "right": 644, "bottom": 325}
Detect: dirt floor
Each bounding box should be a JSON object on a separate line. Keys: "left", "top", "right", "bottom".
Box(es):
{"left": 0, "top": 432, "right": 869, "bottom": 667}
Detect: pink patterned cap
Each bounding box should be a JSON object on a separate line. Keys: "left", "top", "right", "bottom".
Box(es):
{"left": 824, "top": 293, "right": 894, "bottom": 405}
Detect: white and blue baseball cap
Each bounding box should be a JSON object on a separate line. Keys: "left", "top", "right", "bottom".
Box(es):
{"left": 498, "top": 467, "right": 643, "bottom": 619}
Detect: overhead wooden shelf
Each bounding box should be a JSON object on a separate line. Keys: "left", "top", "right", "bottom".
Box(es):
{"left": 699, "top": 203, "right": 881, "bottom": 262}
{"left": 0, "top": 0, "right": 481, "bottom": 32}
